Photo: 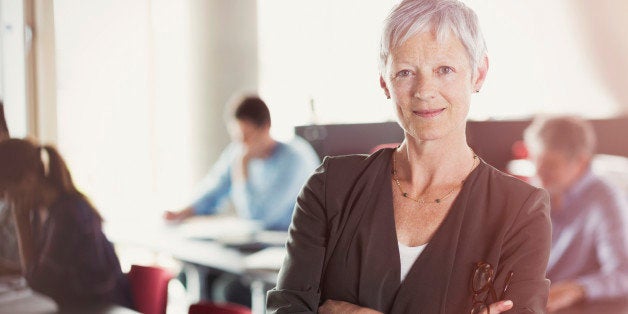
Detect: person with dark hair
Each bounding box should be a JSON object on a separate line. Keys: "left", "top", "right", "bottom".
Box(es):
{"left": 0, "top": 138, "right": 133, "bottom": 310}
{"left": 267, "top": 0, "right": 551, "bottom": 313}
{"left": 163, "top": 94, "right": 319, "bottom": 307}
{"left": 524, "top": 115, "right": 628, "bottom": 312}
{"left": 0, "top": 102, "right": 21, "bottom": 276}
{"left": 232, "top": 95, "right": 271, "bottom": 128}
{"left": 163, "top": 94, "right": 320, "bottom": 231}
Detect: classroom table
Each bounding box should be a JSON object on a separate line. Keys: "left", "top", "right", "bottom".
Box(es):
{"left": 106, "top": 216, "right": 287, "bottom": 314}
{"left": 0, "top": 287, "right": 57, "bottom": 314}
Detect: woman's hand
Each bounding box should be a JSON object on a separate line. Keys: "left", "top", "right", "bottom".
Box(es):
{"left": 547, "top": 281, "right": 585, "bottom": 312}
{"left": 318, "top": 300, "right": 383, "bottom": 314}
{"left": 479, "top": 300, "right": 513, "bottom": 314}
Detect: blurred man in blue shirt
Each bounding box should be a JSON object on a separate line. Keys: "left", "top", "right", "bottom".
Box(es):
{"left": 163, "top": 94, "right": 320, "bottom": 307}
{"left": 163, "top": 94, "right": 320, "bottom": 231}
{"left": 525, "top": 115, "right": 628, "bottom": 312}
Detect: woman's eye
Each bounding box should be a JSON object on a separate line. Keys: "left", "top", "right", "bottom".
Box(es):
{"left": 396, "top": 70, "right": 412, "bottom": 78}
{"left": 437, "top": 66, "right": 454, "bottom": 75}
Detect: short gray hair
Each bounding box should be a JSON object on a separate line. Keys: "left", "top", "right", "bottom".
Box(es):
{"left": 524, "top": 115, "right": 597, "bottom": 159}
{"left": 379, "top": 0, "right": 487, "bottom": 76}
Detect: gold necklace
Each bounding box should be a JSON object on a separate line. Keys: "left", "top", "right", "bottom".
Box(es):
{"left": 392, "top": 150, "right": 478, "bottom": 205}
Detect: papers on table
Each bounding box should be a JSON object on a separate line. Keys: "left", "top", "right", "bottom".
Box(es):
{"left": 244, "top": 247, "right": 287, "bottom": 271}
{"left": 0, "top": 276, "right": 30, "bottom": 303}
{"left": 105, "top": 215, "right": 290, "bottom": 275}
{"left": 177, "top": 216, "right": 289, "bottom": 250}
{"left": 255, "top": 231, "right": 289, "bottom": 247}
{"left": 178, "top": 216, "right": 262, "bottom": 243}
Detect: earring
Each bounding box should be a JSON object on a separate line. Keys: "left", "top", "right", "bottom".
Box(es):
{"left": 387, "top": 95, "right": 391, "bottom": 99}
{"left": 474, "top": 89, "right": 480, "bottom": 93}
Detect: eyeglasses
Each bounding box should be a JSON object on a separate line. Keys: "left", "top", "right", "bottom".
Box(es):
{"left": 470, "top": 262, "right": 514, "bottom": 314}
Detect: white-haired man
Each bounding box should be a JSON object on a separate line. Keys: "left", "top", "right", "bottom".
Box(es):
{"left": 525, "top": 115, "right": 628, "bottom": 312}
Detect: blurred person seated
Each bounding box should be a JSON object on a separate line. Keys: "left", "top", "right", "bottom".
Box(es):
{"left": 0, "top": 102, "right": 21, "bottom": 276}
{"left": 0, "top": 138, "right": 133, "bottom": 310}
{"left": 524, "top": 115, "right": 628, "bottom": 312}
{"left": 163, "top": 94, "right": 320, "bottom": 231}
{"left": 163, "top": 94, "right": 319, "bottom": 307}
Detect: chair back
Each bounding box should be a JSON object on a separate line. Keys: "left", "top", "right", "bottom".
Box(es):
{"left": 188, "top": 301, "right": 252, "bottom": 314}
{"left": 127, "top": 264, "right": 172, "bottom": 314}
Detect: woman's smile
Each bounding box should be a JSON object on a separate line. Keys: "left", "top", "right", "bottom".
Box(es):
{"left": 412, "top": 108, "right": 445, "bottom": 118}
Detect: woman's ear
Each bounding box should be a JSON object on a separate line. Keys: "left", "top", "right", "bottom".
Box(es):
{"left": 473, "top": 55, "right": 489, "bottom": 92}
{"left": 380, "top": 76, "right": 391, "bottom": 99}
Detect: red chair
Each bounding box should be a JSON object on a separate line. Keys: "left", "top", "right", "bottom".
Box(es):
{"left": 188, "top": 301, "right": 252, "bottom": 314}
{"left": 127, "top": 264, "right": 172, "bottom": 314}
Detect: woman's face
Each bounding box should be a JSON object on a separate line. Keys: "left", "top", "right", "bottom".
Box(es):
{"left": 380, "top": 30, "right": 487, "bottom": 142}
{"left": 228, "top": 119, "right": 269, "bottom": 149}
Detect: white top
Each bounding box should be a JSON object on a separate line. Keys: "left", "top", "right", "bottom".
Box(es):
{"left": 398, "top": 242, "right": 427, "bottom": 281}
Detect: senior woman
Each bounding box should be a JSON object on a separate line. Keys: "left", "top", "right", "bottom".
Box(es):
{"left": 267, "top": 0, "right": 551, "bottom": 313}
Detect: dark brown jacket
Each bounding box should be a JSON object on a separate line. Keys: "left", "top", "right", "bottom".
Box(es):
{"left": 268, "top": 148, "right": 551, "bottom": 313}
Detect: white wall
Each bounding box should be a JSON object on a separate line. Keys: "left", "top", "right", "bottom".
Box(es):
{"left": 258, "top": 0, "right": 395, "bottom": 140}
{"left": 54, "top": 0, "right": 154, "bottom": 222}
{"left": 52, "top": 0, "right": 258, "bottom": 223}
{"left": 466, "top": 0, "right": 620, "bottom": 119}
{"left": 0, "top": 0, "right": 28, "bottom": 137}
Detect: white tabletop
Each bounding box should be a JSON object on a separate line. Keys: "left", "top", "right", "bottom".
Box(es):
{"left": 104, "top": 216, "right": 288, "bottom": 314}
{"left": 105, "top": 215, "right": 288, "bottom": 275}
{"left": 0, "top": 289, "right": 57, "bottom": 314}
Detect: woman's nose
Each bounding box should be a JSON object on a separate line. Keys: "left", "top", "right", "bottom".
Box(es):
{"left": 413, "top": 76, "right": 437, "bottom": 99}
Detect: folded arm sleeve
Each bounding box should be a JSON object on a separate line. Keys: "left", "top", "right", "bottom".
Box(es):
{"left": 267, "top": 158, "right": 329, "bottom": 313}
{"left": 499, "top": 188, "right": 552, "bottom": 313}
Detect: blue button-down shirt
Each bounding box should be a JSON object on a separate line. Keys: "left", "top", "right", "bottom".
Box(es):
{"left": 192, "top": 136, "right": 320, "bottom": 231}
{"left": 546, "top": 169, "right": 628, "bottom": 300}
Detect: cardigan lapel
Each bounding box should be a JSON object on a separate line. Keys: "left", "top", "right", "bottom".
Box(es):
{"left": 387, "top": 162, "right": 484, "bottom": 314}
{"left": 321, "top": 149, "right": 401, "bottom": 310}
{"left": 354, "top": 150, "right": 403, "bottom": 310}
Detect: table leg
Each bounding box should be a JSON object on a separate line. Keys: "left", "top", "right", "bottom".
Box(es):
{"left": 182, "top": 263, "right": 211, "bottom": 303}
{"left": 251, "top": 279, "right": 275, "bottom": 314}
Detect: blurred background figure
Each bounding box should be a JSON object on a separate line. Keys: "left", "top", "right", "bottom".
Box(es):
{"left": 0, "top": 102, "right": 21, "bottom": 276}
{"left": 524, "top": 115, "right": 628, "bottom": 312}
{"left": 163, "top": 94, "right": 320, "bottom": 231}
{"left": 163, "top": 94, "right": 320, "bottom": 307}
{"left": 0, "top": 138, "right": 133, "bottom": 310}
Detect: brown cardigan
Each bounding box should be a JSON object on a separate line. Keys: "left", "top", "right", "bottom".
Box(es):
{"left": 267, "top": 148, "right": 551, "bottom": 313}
